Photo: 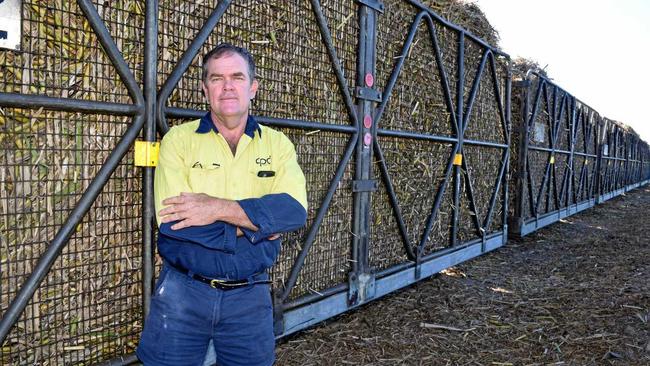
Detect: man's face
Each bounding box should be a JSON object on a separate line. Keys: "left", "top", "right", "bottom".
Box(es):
{"left": 202, "top": 52, "right": 258, "bottom": 124}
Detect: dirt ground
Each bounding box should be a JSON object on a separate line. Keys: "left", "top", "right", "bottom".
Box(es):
{"left": 275, "top": 186, "right": 650, "bottom": 365}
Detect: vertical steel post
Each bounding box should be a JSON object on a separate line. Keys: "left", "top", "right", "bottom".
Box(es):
{"left": 450, "top": 31, "right": 464, "bottom": 247}
{"left": 511, "top": 77, "right": 530, "bottom": 235}
{"left": 567, "top": 97, "right": 576, "bottom": 206}
{"left": 502, "top": 60, "right": 512, "bottom": 238}
{"left": 349, "top": 0, "right": 382, "bottom": 305}
{"left": 142, "top": 0, "right": 158, "bottom": 318}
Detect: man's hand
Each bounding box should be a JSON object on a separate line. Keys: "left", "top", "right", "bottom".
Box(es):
{"left": 159, "top": 192, "right": 221, "bottom": 230}
{"left": 160, "top": 192, "right": 260, "bottom": 232}
{"left": 235, "top": 227, "right": 280, "bottom": 241}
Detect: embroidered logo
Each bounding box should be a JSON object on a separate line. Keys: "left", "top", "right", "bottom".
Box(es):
{"left": 256, "top": 156, "right": 271, "bottom": 166}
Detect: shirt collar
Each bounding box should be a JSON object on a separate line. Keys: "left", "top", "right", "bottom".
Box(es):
{"left": 195, "top": 112, "right": 261, "bottom": 138}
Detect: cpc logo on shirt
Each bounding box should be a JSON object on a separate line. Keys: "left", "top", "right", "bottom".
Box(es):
{"left": 256, "top": 156, "right": 271, "bottom": 167}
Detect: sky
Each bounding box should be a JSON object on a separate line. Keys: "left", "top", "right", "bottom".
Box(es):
{"left": 474, "top": 0, "right": 650, "bottom": 143}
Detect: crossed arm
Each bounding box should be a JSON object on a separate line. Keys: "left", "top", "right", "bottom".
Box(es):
{"left": 157, "top": 192, "right": 283, "bottom": 240}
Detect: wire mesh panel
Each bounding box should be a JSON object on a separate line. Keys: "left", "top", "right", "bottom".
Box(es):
{"left": 158, "top": 0, "right": 357, "bottom": 125}
{"left": 0, "top": 110, "right": 142, "bottom": 364}
{"left": 0, "top": 1, "right": 143, "bottom": 102}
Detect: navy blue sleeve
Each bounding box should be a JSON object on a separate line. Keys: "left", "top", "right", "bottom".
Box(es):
{"left": 238, "top": 193, "right": 307, "bottom": 244}
{"left": 158, "top": 220, "right": 238, "bottom": 253}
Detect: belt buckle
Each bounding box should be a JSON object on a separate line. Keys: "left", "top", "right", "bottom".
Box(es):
{"left": 210, "top": 279, "right": 225, "bottom": 289}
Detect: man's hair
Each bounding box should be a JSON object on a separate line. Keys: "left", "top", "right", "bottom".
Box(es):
{"left": 201, "top": 43, "right": 256, "bottom": 83}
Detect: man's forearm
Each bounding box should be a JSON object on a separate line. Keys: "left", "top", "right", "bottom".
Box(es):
{"left": 159, "top": 192, "right": 258, "bottom": 231}
{"left": 211, "top": 198, "right": 258, "bottom": 231}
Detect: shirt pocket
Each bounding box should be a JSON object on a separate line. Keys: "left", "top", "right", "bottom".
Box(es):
{"left": 248, "top": 165, "right": 276, "bottom": 197}
{"left": 188, "top": 167, "right": 226, "bottom": 197}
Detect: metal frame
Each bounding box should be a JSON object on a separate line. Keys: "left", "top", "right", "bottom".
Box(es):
{"left": 511, "top": 72, "right": 650, "bottom": 237}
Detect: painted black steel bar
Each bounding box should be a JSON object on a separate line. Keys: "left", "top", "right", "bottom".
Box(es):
{"left": 96, "top": 353, "right": 140, "bottom": 366}
{"left": 374, "top": 141, "right": 416, "bottom": 260}
{"left": 450, "top": 31, "right": 465, "bottom": 248}
{"left": 542, "top": 85, "right": 554, "bottom": 213}
{"left": 417, "top": 143, "right": 459, "bottom": 253}
{"left": 350, "top": 0, "right": 377, "bottom": 280}
{"left": 488, "top": 53, "right": 508, "bottom": 142}
{"left": 165, "top": 106, "right": 357, "bottom": 133}
{"left": 483, "top": 149, "right": 508, "bottom": 231}
{"left": 553, "top": 94, "right": 569, "bottom": 207}
{"left": 423, "top": 15, "right": 459, "bottom": 136}
{"left": 545, "top": 87, "right": 558, "bottom": 213}
{"left": 461, "top": 156, "right": 483, "bottom": 237}
{"left": 156, "top": 0, "right": 232, "bottom": 135}
{"left": 461, "top": 49, "right": 491, "bottom": 135}
{"left": 534, "top": 154, "right": 552, "bottom": 216}
{"left": 601, "top": 156, "right": 628, "bottom": 162}
{"left": 377, "top": 129, "right": 508, "bottom": 148}
{"left": 376, "top": 129, "right": 454, "bottom": 144}
{"left": 309, "top": 0, "right": 359, "bottom": 127}
{"left": 512, "top": 78, "right": 530, "bottom": 226}
{"left": 572, "top": 151, "right": 598, "bottom": 158}
{"left": 280, "top": 134, "right": 358, "bottom": 301}
{"left": 141, "top": 0, "right": 158, "bottom": 319}
{"left": 525, "top": 155, "right": 536, "bottom": 217}
{"left": 528, "top": 145, "right": 572, "bottom": 155}
{"left": 373, "top": 12, "right": 434, "bottom": 128}
{"left": 0, "top": 93, "right": 140, "bottom": 115}
{"left": 576, "top": 160, "right": 589, "bottom": 200}
{"left": 77, "top": 0, "right": 144, "bottom": 107}
{"left": 455, "top": 47, "right": 492, "bottom": 237}
{"left": 502, "top": 60, "right": 511, "bottom": 232}
{"left": 0, "top": 0, "right": 147, "bottom": 344}
{"left": 406, "top": 0, "right": 509, "bottom": 57}
{"left": 283, "top": 282, "right": 348, "bottom": 311}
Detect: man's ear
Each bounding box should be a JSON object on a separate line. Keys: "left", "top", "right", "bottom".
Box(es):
{"left": 250, "top": 79, "right": 259, "bottom": 99}
{"left": 201, "top": 82, "right": 208, "bottom": 98}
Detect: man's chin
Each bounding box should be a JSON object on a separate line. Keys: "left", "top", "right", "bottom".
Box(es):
{"left": 215, "top": 110, "right": 247, "bottom": 120}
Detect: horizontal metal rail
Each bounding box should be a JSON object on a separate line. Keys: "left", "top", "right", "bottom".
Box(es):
{"left": 165, "top": 107, "right": 357, "bottom": 133}
{"left": 376, "top": 128, "right": 508, "bottom": 149}
{"left": 0, "top": 93, "right": 141, "bottom": 115}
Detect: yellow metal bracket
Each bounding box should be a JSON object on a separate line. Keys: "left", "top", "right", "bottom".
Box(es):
{"left": 549, "top": 155, "right": 555, "bottom": 164}
{"left": 453, "top": 153, "right": 463, "bottom": 166}
{"left": 134, "top": 141, "right": 159, "bottom": 167}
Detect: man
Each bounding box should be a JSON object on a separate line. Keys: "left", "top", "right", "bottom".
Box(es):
{"left": 136, "top": 43, "right": 307, "bottom": 366}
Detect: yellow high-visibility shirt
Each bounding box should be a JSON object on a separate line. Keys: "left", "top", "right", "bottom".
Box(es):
{"left": 154, "top": 115, "right": 308, "bottom": 226}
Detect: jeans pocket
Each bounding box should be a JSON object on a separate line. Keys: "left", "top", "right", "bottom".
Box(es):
{"left": 153, "top": 266, "right": 170, "bottom": 296}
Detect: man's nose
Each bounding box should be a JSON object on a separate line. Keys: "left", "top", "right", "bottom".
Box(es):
{"left": 223, "top": 79, "right": 234, "bottom": 90}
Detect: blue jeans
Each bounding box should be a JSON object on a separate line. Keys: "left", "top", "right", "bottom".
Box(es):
{"left": 136, "top": 264, "right": 275, "bottom": 366}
